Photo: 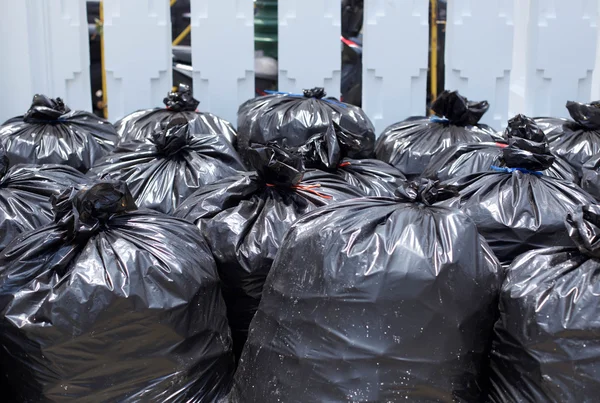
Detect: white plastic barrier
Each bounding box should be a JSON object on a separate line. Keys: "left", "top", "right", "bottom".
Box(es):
{"left": 362, "top": 0, "right": 429, "bottom": 133}
{"left": 445, "top": 0, "right": 515, "bottom": 129}
{"left": 190, "top": 0, "right": 254, "bottom": 126}
{"left": 103, "top": 0, "right": 172, "bottom": 120}
{"left": 278, "top": 0, "right": 341, "bottom": 97}
{"left": 0, "top": 0, "right": 91, "bottom": 122}
{"left": 524, "top": 0, "right": 599, "bottom": 118}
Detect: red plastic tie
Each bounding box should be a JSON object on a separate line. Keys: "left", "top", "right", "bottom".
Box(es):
{"left": 338, "top": 161, "right": 351, "bottom": 167}
{"left": 495, "top": 142, "right": 508, "bottom": 148}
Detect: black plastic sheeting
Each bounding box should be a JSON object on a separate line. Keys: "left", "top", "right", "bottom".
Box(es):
{"left": 489, "top": 204, "right": 600, "bottom": 402}
{"left": 535, "top": 101, "right": 600, "bottom": 176}
{"left": 114, "top": 84, "right": 237, "bottom": 146}
{"left": 0, "top": 182, "right": 234, "bottom": 402}
{"left": 423, "top": 115, "right": 578, "bottom": 182}
{"left": 236, "top": 87, "right": 375, "bottom": 159}
{"left": 0, "top": 152, "right": 88, "bottom": 252}
{"left": 375, "top": 90, "right": 500, "bottom": 179}
{"left": 439, "top": 123, "right": 594, "bottom": 265}
{"left": 581, "top": 154, "right": 600, "bottom": 201}
{"left": 89, "top": 116, "right": 245, "bottom": 214}
{"left": 0, "top": 94, "right": 117, "bottom": 172}
{"left": 297, "top": 122, "right": 406, "bottom": 196}
{"left": 174, "top": 145, "right": 365, "bottom": 362}
{"left": 230, "top": 179, "right": 502, "bottom": 403}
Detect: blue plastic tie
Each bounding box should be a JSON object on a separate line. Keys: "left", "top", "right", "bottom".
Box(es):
{"left": 490, "top": 165, "right": 543, "bottom": 176}
{"left": 263, "top": 90, "right": 347, "bottom": 108}
{"left": 430, "top": 116, "right": 450, "bottom": 124}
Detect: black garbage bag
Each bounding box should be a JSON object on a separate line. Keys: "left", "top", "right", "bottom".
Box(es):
{"left": 423, "top": 115, "right": 578, "bottom": 182}
{"left": 488, "top": 204, "right": 600, "bottom": 403}
{"left": 0, "top": 182, "right": 234, "bottom": 402}
{"left": 297, "top": 122, "right": 406, "bottom": 196}
{"left": 0, "top": 94, "right": 118, "bottom": 172}
{"left": 236, "top": 87, "right": 375, "bottom": 159}
{"left": 114, "top": 84, "right": 237, "bottom": 146}
{"left": 581, "top": 154, "right": 600, "bottom": 201}
{"left": 230, "top": 179, "right": 502, "bottom": 402}
{"left": 439, "top": 121, "right": 594, "bottom": 265}
{"left": 174, "top": 144, "right": 365, "bottom": 362}
{"left": 375, "top": 90, "right": 500, "bottom": 179}
{"left": 535, "top": 101, "right": 600, "bottom": 176}
{"left": 89, "top": 116, "right": 245, "bottom": 214}
{"left": 0, "top": 151, "right": 88, "bottom": 252}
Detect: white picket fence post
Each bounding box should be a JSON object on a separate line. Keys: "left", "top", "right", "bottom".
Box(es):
{"left": 0, "top": 0, "right": 91, "bottom": 123}
{"left": 445, "top": 0, "right": 515, "bottom": 129}
{"left": 190, "top": 0, "right": 255, "bottom": 126}
{"left": 524, "top": 0, "right": 599, "bottom": 118}
{"left": 103, "top": 0, "right": 172, "bottom": 120}
{"left": 362, "top": 0, "right": 429, "bottom": 134}
{"left": 278, "top": 0, "right": 341, "bottom": 97}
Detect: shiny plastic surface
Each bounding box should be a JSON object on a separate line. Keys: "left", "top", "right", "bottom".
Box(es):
{"left": 581, "top": 153, "right": 600, "bottom": 201}
{"left": 230, "top": 179, "right": 502, "bottom": 402}
{"left": 535, "top": 101, "right": 600, "bottom": 176}
{"left": 423, "top": 115, "right": 577, "bottom": 182}
{"left": 0, "top": 154, "right": 88, "bottom": 252}
{"left": 441, "top": 169, "right": 595, "bottom": 265}
{"left": 0, "top": 94, "right": 117, "bottom": 172}
{"left": 0, "top": 182, "right": 234, "bottom": 402}
{"left": 89, "top": 116, "right": 245, "bottom": 215}
{"left": 236, "top": 87, "right": 375, "bottom": 157}
{"left": 114, "top": 85, "right": 237, "bottom": 146}
{"left": 489, "top": 204, "right": 600, "bottom": 402}
{"left": 174, "top": 145, "right": 365, "bottom": 361}
{"left": 375, "top": 91, "right": 500, "bottom": 179}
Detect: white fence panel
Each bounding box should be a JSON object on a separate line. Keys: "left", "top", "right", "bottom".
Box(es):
{"left": 362, "top": 0, "right": 429, "bottom": 134}
{"left": 0, "top": 0, "right": 91, "bottom": 123}
{"left": 445, "top": 0, "right": 514, "bottom": 129}
{"left": 103, "top": 0, "right": 172, "bottom": 120}
{"left": 190, "top": 0, "right": 254, "bottom": 125}
{"left": 278, "top": 0, "right": 341, "bottom": 97}
{"left": 524, "top": 0, "right": 599, "bottom": 117}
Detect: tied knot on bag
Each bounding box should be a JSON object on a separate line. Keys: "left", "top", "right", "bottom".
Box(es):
{"left": 163, "top": 83, "right": 200, "bottom": 112}
{"left": 23, "top": 94, "right": 71, "bottom": 123}
{"left": 394, "top": 179, "right": 459, "bottom": 206}
{"left": 565, "top": 204, "right": 600, "bottom": 258}
{"left": 501, "top": 114, "right": 555, "bottom": 171}
{"left": 52, "top": 182, "right": 137, "bottom": 241}
{"left": 151, "top": 117, "right": 191, "bottom": 157}
{"left": 566, "top": 100, "right": 600, "bottom": 130}
{"left": 303, "top": 87, "right": 327, "bottom": 99}
{"left": 430, "top": 90, "right": 489, "bottom": 126}
{"left": 297, "top": 122, "right": 375, "bottom": 170}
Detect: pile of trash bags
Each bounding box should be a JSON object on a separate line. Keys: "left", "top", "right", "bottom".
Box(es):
{"left": 376, "top": 90, "right": 500, "bottom": 179}
{"left": 0, "top": 95, "right": 117, "bottom": 172}
{"left": 175, "top": 144, "right": 364, "bottom": 360}
{"left": 114, "top": 84, "right": 237, "bottom": 146}
{"left": 2, "top": 88, "right": 600, "bottom": 402}
{"left": 90, "top": 116, "right": 245, "bottom": 214}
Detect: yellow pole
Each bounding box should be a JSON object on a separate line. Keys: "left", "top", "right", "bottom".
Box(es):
{"left": 100, "top": 1, "right": 108, "bottom": 119}
{"left": 430, "top": 0, "right": 438, "bottom": 106}
{"left": 172, "top": 25, "right": 191, "bottom": 46}
{"left": 170, "top": 0, "right": 178, "bottom": 6}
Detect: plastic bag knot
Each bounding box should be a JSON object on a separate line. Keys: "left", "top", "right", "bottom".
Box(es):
{"left": 303, "top": 87, "right": 327, "bottom": 99}
{"left": 566, "top": 204, "right": 600, "bottom": 258}
{"left": 52, "top": 182, "right": 137, "bottom": 240}
{"left": 246, "top": 144, "right": 305, "bottom": 187}
{"left": 394, "top": 179, "right": 458, "bottom": 206}
{"left": 566, "top": 100, "right": 600, "bottom": 130}
{"left": 431, "top": 90, "right": 489, "bottom": 126}
{"left": 502, "top": 114, "right": 555, "bottom": 171}
{"left": 163, "top": 84, "right": 200, "bottom": 112}
{"left": 23, "top": 94, "right": 71, "bottom": 123}
{"left": 151, "top": 117, "right": 191, "bottom": 157}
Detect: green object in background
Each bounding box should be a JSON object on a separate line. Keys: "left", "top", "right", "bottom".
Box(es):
{"left": 255, "top": 0, "right": 278, "bottom": 59}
